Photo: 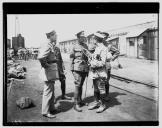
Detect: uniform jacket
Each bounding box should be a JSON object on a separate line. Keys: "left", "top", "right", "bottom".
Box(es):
{"left": 70, "top": 42, "right": 89, "bottom": 72}
{"left": 89, "top": 44, "right": 107, "bottom": 79}
{"left": 106, "top": 44, "right": 120, "bottom": 70}
{"left": 38, "top": 42, "right": 60, "bottom": 81}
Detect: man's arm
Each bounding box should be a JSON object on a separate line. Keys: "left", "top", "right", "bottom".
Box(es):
{"left": 109, "top": 45, "right": 120, "bottom": 61}
{"left": 90, "top": 49, "right": 107, "bottom": 68}
{"left": 38, "top": 43, "right": 51, "bottom": 68}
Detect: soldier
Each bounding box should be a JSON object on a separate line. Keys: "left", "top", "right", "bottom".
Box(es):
{"left": 105, "top": 42, "right": 120, "bottom": 101}
{"left": 38, "top": 30, "right": 62, "bottom": 118}
{"left": 98, "top": 31, "right": 120, "bottom": 101}
{"left": 54, "top": 45, "right": 72, "bottom": 100}
{"left": 88, "top": 32, "right": 107, "bottom": 113}
{"left": 70, "top": 31, "right": 89, "bottom": 112}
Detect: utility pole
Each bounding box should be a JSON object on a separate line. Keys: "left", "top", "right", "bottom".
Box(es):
{"left": 15, "top": 15, "right": 20, "bottom": 37}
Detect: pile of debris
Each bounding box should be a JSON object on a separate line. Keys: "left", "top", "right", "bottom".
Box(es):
{"left": 7, "top": 57, "right": 27, "bottom": 80}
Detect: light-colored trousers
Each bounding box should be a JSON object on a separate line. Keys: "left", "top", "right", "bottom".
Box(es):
{"left": 42, "top": 81, "right": 55, "bottom": 115}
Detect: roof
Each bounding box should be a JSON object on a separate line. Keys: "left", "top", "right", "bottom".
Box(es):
{"left": 106, "top": 21, "right": 157, "bottom": 38}
{"left": 126, "top": 28, "right": 148, "bottom": 38}
{"left": 126, "top": 27, "right": 158, "bottom": 38}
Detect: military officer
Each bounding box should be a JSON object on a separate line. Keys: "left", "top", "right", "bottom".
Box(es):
{"left": 99, "top": 31, "right": 120, "bottom": 101}
{"left": 96, "top": 31, "right": 120, "bottom": 101}
{"left": 70, "top": 31, "right": 89, "bottom": 112}
{"left": 54, "top": 45, "right": 72, "bottom": 100}
{"left": 88, "top": 32, "right": 107, "bottom": 113}
{"left": 38, "top": 30, "right": 70, "bottom": 118}
{"left": 105, "top": 43, "right": 120, "bottom": 100}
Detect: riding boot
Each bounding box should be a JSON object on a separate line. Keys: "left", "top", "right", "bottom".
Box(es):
{"left": 104, "top": 82, "right": 110, "bottom": 102}
{"left": 96, "top": 94, "right": 106, "bottom": 113}
{"left": 79, "top": 86, "right": 86, "bottom": 106}
{"left": 73, "top": 86, "right": 82, "bottom": 112}
{"left": 61, "top": 80, "right": 71, "bottom": 100}
{"left": 88, "top": 91, "right": 101, "bottom": 110}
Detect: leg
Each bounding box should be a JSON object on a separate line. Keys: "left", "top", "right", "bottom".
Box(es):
{"left": 72, "top": 71, "right": 83, "bottom": 112}
{"left": 60, "top": 77, "right": 72, "bottom": 100}
{"left": 96, "top": 78, "right": 106, "bottom": 113}
{"left": 78, "top": 73, "right": 87, "bottom": 106}
{"left": 88, "top": 79, "right": 101, "bottom": 110}
{"left": 105, "top": 70, "right": 111, "bottom": 101}
{"left": 42, "top": 81, "right": 56, "bottom": 118}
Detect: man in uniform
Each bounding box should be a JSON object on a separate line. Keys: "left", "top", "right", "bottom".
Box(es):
{"left": 38, "top": 30, "right": 71, "bottom": 118}
{"left": 54, "top": 44, "right": 72, "bottom": 101}
{"left": 70, "top": 31, "right": 89, "bottom": 112}
{"left": 97, "top": 31, "right": 120, "bottom": 101}
{"left": 88, "top": 32, "right": 107, "bottom": 113}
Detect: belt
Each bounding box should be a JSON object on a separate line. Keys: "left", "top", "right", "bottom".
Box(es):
{"left": 47, "top": 60, "right": 58, "bottom": 64}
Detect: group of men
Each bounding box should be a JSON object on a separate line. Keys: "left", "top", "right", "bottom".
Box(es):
{"left": 38, "top": 30, "right": 119, "bottom": 118}
{"left": 17, "top": 48, "right": 39, "bottom": 61}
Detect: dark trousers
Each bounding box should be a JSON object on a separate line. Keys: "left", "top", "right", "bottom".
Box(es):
{"left": 72, "top": 71, "right": 87, "bottom": 105}
{"left": 105, "top": 70, "right": 111, "bottom": 96}
{"left": 59, "top": 72, "right": 66, "bottom": 96}
{"left": 60, "top": 79, "right": 66, "bottom": 96}
{"left": 93, "top": 78, "right": 101, "bottom": 102}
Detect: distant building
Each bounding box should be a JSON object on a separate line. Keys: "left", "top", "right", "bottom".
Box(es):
{"left": 7, "top": 39, "right": 11, "bottom": 49}
{"left": 59, "top": 39, "right": 78, "bottom": 53}
{"left": 12, "top": 34, "right": 25, "bottom": 52}
{"left": 59, "top": 21, "right": 158, "bottom": 60}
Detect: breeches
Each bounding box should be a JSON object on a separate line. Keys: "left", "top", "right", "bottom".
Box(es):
{"left": 72, "top": 71, "right": 87, "bottom": 87}
{"left": 72, "top": 71, "right": 87, "bottom": 104}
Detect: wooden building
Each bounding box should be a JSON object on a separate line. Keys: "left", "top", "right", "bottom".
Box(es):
{"left": 59, "top": 21, "right": 158, "bottom": 60}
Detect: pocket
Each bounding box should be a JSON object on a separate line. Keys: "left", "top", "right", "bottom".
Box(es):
{"left": 45, "top": 63, "right": 59, "bottom": 81}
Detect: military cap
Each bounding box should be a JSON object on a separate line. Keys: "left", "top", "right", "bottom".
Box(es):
{"left": 76, "top": 31, "right": 85, "bottom": 38}
{"left": 97, "top": 31, "right": 109, "bottom": 40}
{"left": 46, "top": 30, "right": 56, "bottom": 39}
{"left": 94, "top": 32, "right": 105, "bottom": 39}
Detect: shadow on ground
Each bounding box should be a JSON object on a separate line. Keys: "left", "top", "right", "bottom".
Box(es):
{"left": 55, "top": 92, "right": 74, "bottom": 112}
{"left": 55, "top": 92, "right": 126, "bottom": 113}
{"left": 83, "top": 92, "right": 126, "bottom": 110}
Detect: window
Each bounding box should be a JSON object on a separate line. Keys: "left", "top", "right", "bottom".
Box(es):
{"left": 129, "top": 41, "right": 134, "bottom": 46}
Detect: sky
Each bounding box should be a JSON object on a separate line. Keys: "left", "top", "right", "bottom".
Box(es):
{"left": 7, "top": 14, "right": 158, "bottom": 48}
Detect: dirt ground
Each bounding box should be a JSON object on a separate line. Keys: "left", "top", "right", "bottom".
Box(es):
{"left": 7, "top": 59, "right": 158, "bottom": 122}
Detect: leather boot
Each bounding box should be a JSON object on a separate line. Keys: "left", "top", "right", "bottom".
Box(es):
{"left": 73, "top": 104, "right": 82, "bottom": 112}
{"left": 96, "top": 100, "right": 106, "bottom": 113}
{"left": 104, "top": 82, "right": 110, "bottom": 102}
{"left": 73, "top": 86, "right": 82, "bottom": 112}
{"left": 88, "top": 101, "right": 100, "bottom": 110}
{"left": 79, "top": 86, "right": 86, "bottom": 106}
{"left": 61, "top": 80, "right": 72, "bottom": 100}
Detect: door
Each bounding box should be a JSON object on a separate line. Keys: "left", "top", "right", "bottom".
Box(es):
{"left": 138, "top": 36, "right": 147, "bottom": 59}
{"left": 129, "top": 40, "right": 135, "bottom": 57}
